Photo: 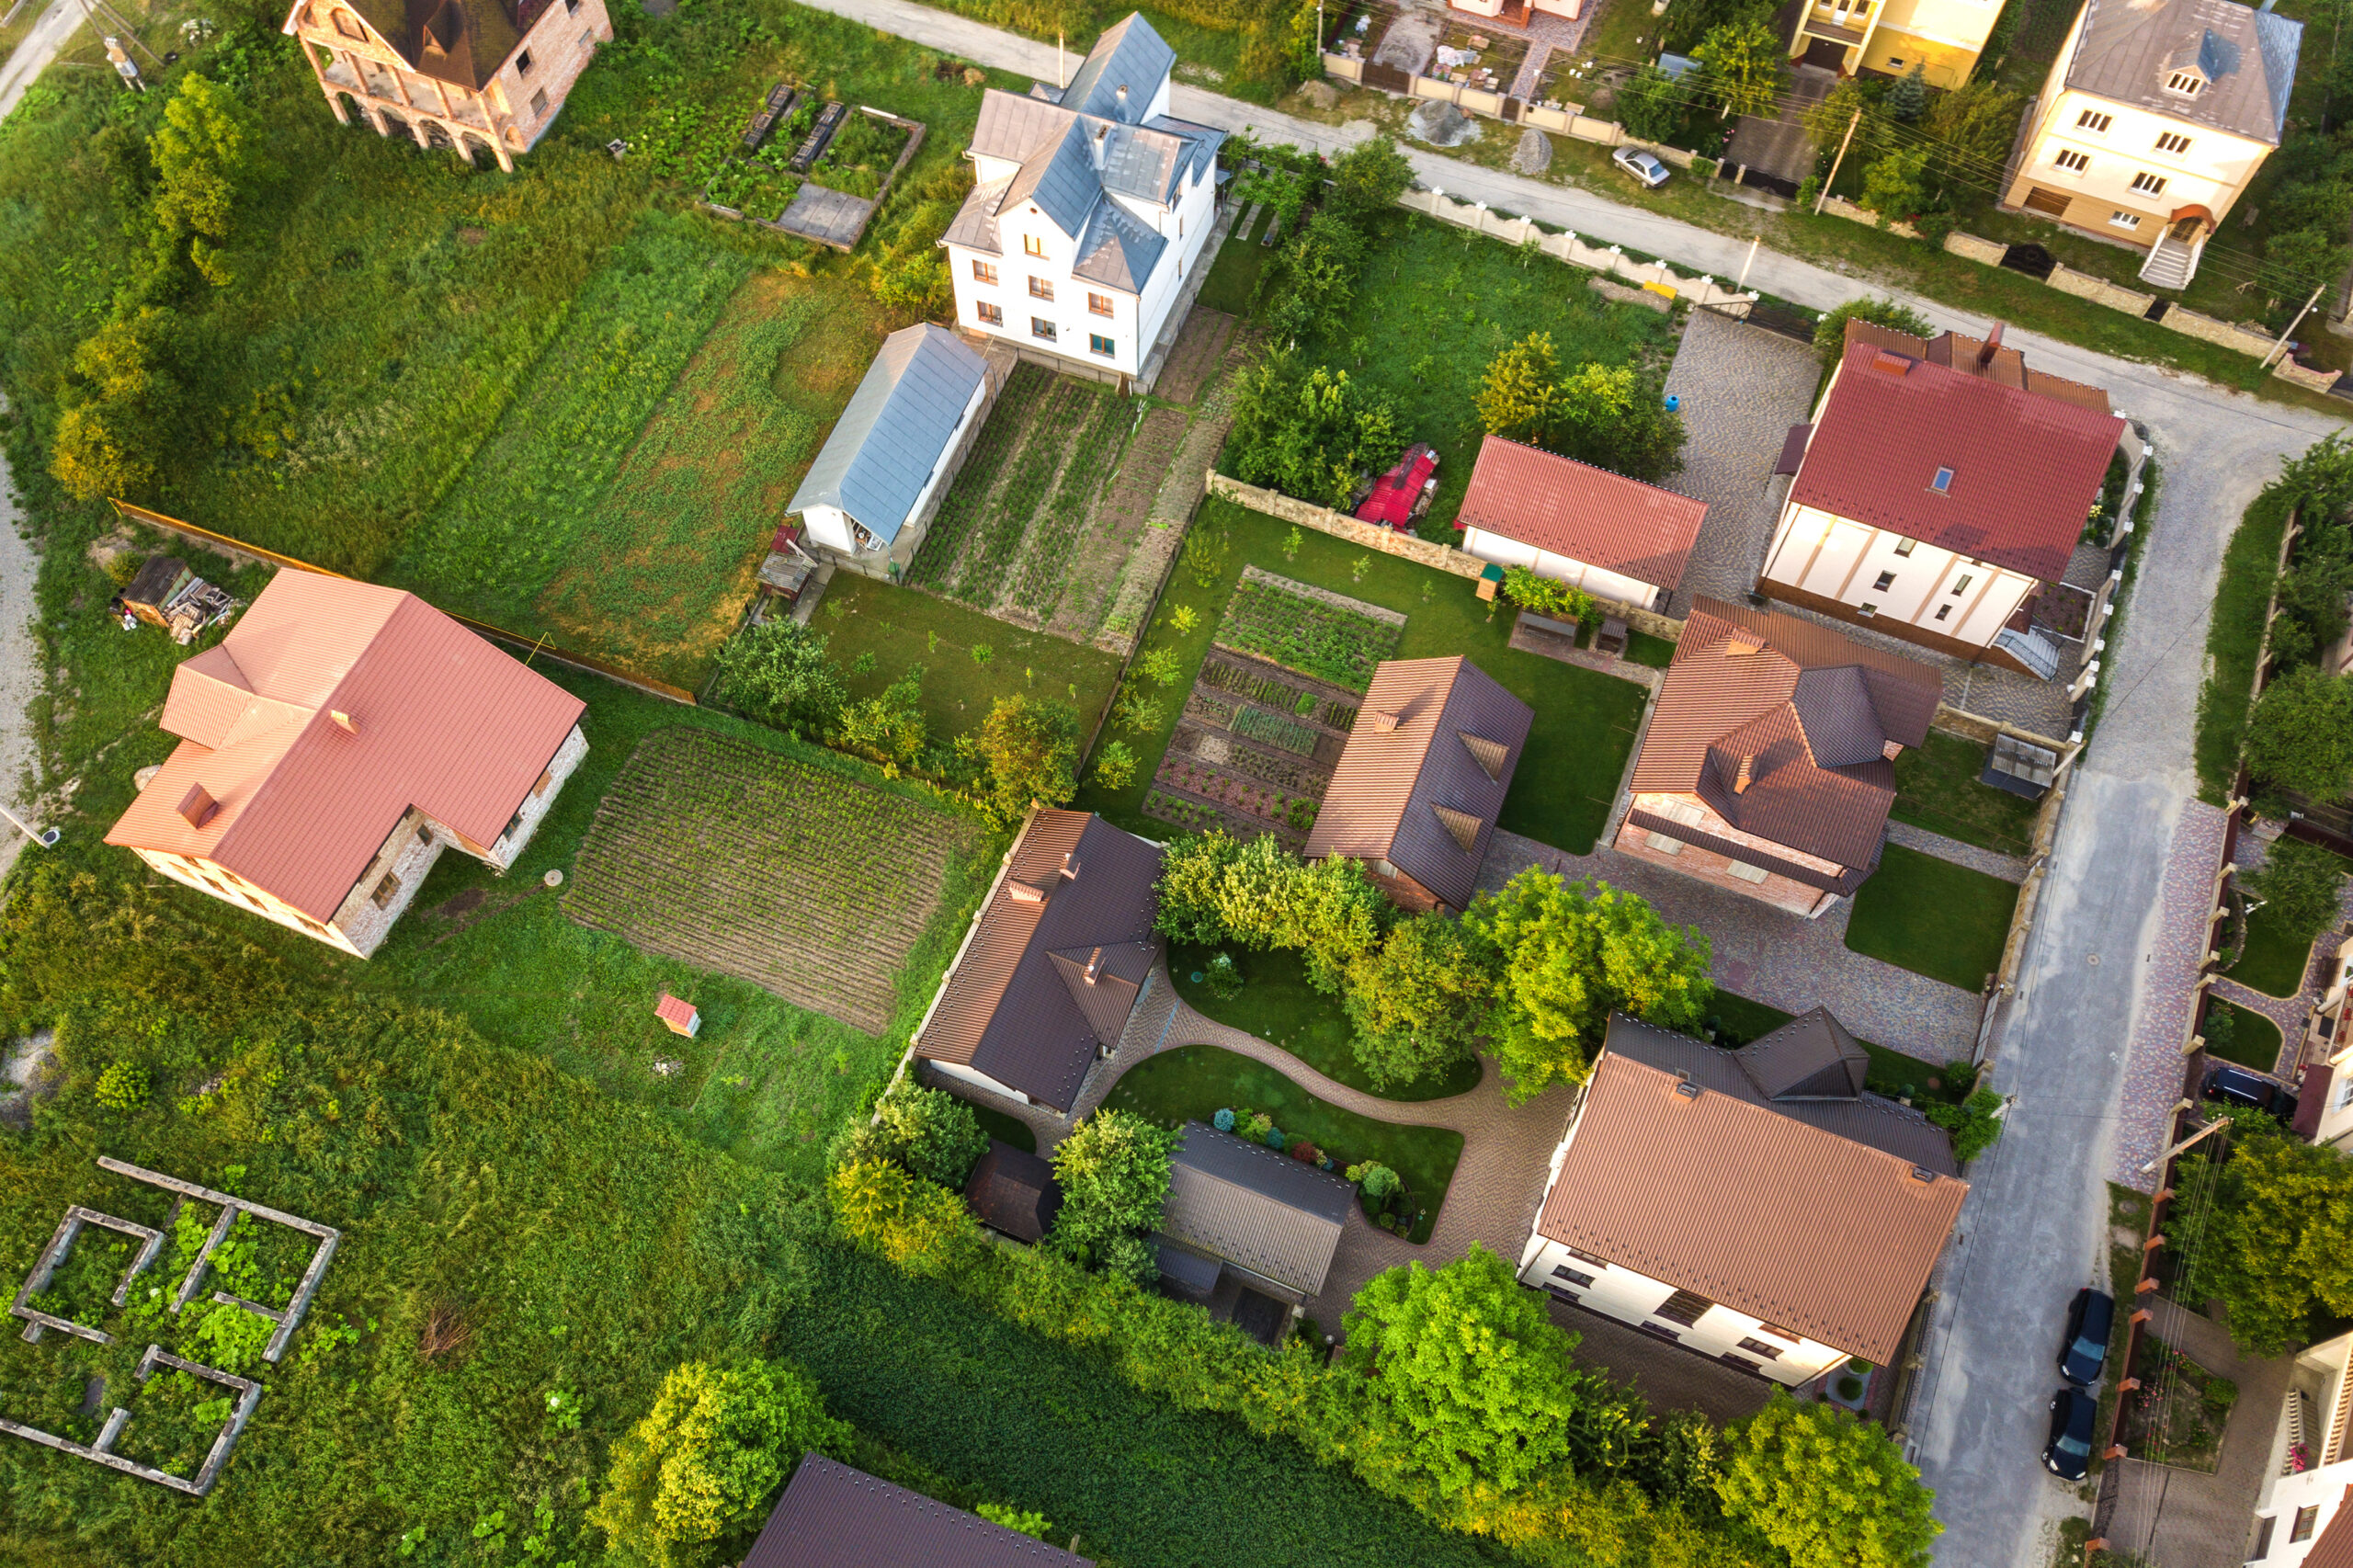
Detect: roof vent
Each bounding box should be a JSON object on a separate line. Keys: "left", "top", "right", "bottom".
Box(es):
{"left": 1006, "top": 880, "right": 1048, "bottom": 904}
{"left": 1059, "top": 852, "right": 1081, "bottom": 881}
{"left": 1083, "top": 945, "right": 1103, "bottom": 984}
{"left": 1910, "top": 1166, "right": 1938, "bottom": 1183}
{"left": 1369, "top": 710, "right": 1399, "bottom": 733}
{"left": 1092, "top": 125, "right": 1108, "bottom": 169}
{"left": 176, "top": 783, "right": 219, "bottom": 830}
{"left": 1116, "top": 84, "right": 1129, "bottom": 108}
{"left": 1732, "top": 754, "right": 1756, "bottom": 794}
{"left": 1723, "top": 630, "right": 1766, "bottom": 655}
{"left": 1872, "top": 350, "right": 1912, "bottom": 377}
{"left": 329, "top": 709, "right": 359, "bottom": 734}
{"left": 1673, "top": 1077, "right": 1702, "bottom": 1100}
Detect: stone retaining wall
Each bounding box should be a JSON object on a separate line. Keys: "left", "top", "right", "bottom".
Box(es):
{"left": 1404, "top": 189, "right": 1758, "bottom": 310}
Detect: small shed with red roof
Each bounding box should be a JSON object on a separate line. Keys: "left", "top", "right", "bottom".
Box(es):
{"left": 1454, "top": 436, "right": 1709, "bottom": 613}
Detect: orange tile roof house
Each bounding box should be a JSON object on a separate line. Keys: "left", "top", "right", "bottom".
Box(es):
{"left": 1614, "top": 597, "right": 1942, "bottom": 918}
{"left": 106, "top": 571, "right": 587, "bottom": 959}
{"left": 1517, "top": 1012, "right": 1965, "bottom": 1388}
{"left": 1302, "top": 656, "right": 1533, "bottom": 914}
{"left": 1764, "top": 319, "right": 2125, "bottom": 681}
{"left": 1454, "top": 435, "right": 1711, "bottom": 614}
{"left": 913, "top": 809, "right": 1165, "bottom": 1113}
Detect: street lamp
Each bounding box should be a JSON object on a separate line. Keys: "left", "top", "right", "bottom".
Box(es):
{"left": 0, "top": 802, "right": 58, "bottom": 849}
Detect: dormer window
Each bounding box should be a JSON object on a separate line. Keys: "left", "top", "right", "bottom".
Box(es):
{"left": 333, "top": 7, "right": 364, "bottom": 39}
{"left": 2166, "top": 70, "right": 2203, "bottom": 96}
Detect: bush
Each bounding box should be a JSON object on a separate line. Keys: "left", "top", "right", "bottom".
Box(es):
{"left": 1227, "top": 351, "right": 1404, "bottom": 508}
{"left": 2243, "top": 838, "right": 2349, "bottom": 944}
{"left": 961, "top": 695, "right": 1080, "bottom": 830}
{"left": 838, "top": 664, "right": 927, "bottom": 774}
{"left": 1499, "top": 565, "right": 1595, "bottom": 623}
{"left": 1204, "top": 950, "right": 1244, "bottom": 1000}
{"left": 1923, "top": 1087, "right": 2005, "bottom": 1163}
{"left": 1047, "top": 1109, "right": 1176, "bottom": 1281}
{"left": 95, "top": 1061, "right": 149, "bottom": 1113}
{"left": 828, "top": 1157, "right": 987, "bottom": 1278}
{"left": 2245, "top": 667, "right": 2353, "bottom": 800}
{"left": 1813, "top": 297, "right": 1935, "bottom": 369}
{"left": 834, "top": 1080, "right": 989, "bottom": 1187}
{"left": 1347, "top": 1161, "right": 1400, "bottom": 1200}
{"left": 712, "top": 619, "right": 848, "bottom": 739}
{"left": 1213, "top": 1107, "right": 1237, "bottom": 1131}
{"left": 1154, "top": 830, "right": 1391, "bottom": 989}
{"left": 1090, "top": 739, "right": 1140, "bottom": 790}
{"left": 587, "top": 1359, "right": 851, "bottom": 1568}
{"left": 975, "top": 1503, "right": 1053, "bottom": 1540}
{"left": 1614, "top": 64, "right": 1685, "bottom": 143}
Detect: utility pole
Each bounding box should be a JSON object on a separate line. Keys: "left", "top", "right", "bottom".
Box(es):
{"left": 2261, "top": 280, "right": 2327, "bottom": 369}
{"left": 1816, "top": 108, "right": 1860, "bottom": 216}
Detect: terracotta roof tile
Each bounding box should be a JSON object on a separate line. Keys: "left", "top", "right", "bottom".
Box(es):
{"left": 106, "top": 572, "right": 585, "bottom": 921}
{"left": 1793, "top": 335, "right": 2124, "bottom": 583}
{"left": 1455, "top": 435, "right": 1709, "bottom": 593}
{"left": 1537, "top": 1035, "right": 1965, "bottom": 1362}
{"left": 1302, "top": 657, "right": 1532, "bottom": 911}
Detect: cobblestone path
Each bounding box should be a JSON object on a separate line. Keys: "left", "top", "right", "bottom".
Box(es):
{"left": 2109, "top": 801, "right": 2226, "bottom": 1190}
{"left": 1886, "top": 820, "right": 2032, "bottom": 881}
{"left": 1659, "top": 310, "right": 1816, "bottom": 609}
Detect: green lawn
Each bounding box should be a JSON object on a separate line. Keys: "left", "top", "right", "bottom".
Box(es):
{"left": 1104, "top": 1044, "right": 1464, "bottom": 1244}
{"left": 1707, "top": 993, "right": 1966, "bottom": 1102}
{"left": 969, "top": 1103, "right": 1039, "bottom": 1154}
{"left": 2203, "top": 998, "right": 2286, "bottom": 1072}
{"left": 1846, "top": 845, "right": 2020, "bottom": 993}
{"left": 1195, "top": 202, "right": 1271, "bottom": 317}
{"left": 814, "top": 573, "right": 1127, "bottom": 749}
{"left": 2194, "top": 491, "right": 2294, "bottom": 802}
{"left": 1891, "top": 731, "right": 2043, "bottom": 858}
{"left": 1169, "top": 942, "right": 1483, "bottom": 1102}
{"left": 1297, "top": 210, "right": 1680, "bottom": 533}
{"left": 2234, "top": 902, "right": 2321, "bottom": 997}
{"left": 1075, "top": 498, "right": 1652, "bottom": 855}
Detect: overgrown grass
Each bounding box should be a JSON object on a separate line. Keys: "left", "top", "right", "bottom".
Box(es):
{"left": 2192, "top": 488, "right": 2294, "bottom": 804}
{"left": 1077, "top": 498, "right": 1651, "bottom": 855}
{"left": 1845, "top": 845, "right": 2019, "bottom": 993}
{"left": 1168, "top": 941, "right": 1483, "bottom": 1102}
{"left": 1891, "top": 731, "right": 2042, "bottom": 858}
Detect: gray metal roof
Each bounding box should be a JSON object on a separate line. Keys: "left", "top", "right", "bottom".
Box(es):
{"left": 942, "top": 176, "right": 1010, "bottom": 255}
{"left": 1073, "top": 199, "right": 1165, "bottom": 293}
{"left": 1061, "top": 13, "right": 1175, "bottom": 123}
{"left": 1159, "top": 1121, "right": 1353, "bottom": 1298}
{"left": 2064, "top": 0, "right": 2302, "bottom": 146}
{"left": 785, "top": 324, "right": 988, "bottom": 540}
{"left": 1000, "top": 119, "right": 1102, "bottom": 239}
{"left": 745, "top": 1455, "right": 1094, "bottom": 1568}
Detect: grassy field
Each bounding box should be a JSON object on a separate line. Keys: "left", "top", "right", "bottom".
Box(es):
{"left": 1706, "top": 992, "right": 1966, "bottom": 1101}
{"left": 2194, "top": 490, "right": 2294, "bottom": 802}
{"left": 1196, "top": 200, "right": 1274, "bottom": 316}
{"left": 2234, "top": 902, "right": 2320, "bottom": 997}
{"left": 1075, "top": 498, "right": 1652, "bottom": 855}
{"left": 2205, "top": 997, "right": 2286, "bottom": 1072}
{"left": 563, "top": 726, "right": 981, "bottom": 1033}
{"left": 1103, "top": 1043, "right": 1465, "bottom": 1244}
{"left": 1168, "top": 941, "right": 1485, "bottom": 1102}
{"left": 1892, "top": 731, "right": 2042, "bottom": 858}
{"left": 1846, "top": 845, "right": 2019, "bottom": 993}
{"left": 1290, "top": 209, "right": 1681, "bottom": 533}
{"left": 813, "top": 572, "right": 1127, "bottom": 746}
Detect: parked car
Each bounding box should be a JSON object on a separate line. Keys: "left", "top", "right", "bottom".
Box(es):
{"left": 2058, "top": 1288, "right": 2114, "bottom": 1386}
{"left": 1611, "top": 146, "right": 1670, "bottom": 188}
{"left": 2045, "top": 1387, "right": 2097, "bottom": 1480}
{"left": 2202, "top": 1062, "right": 2299, "bottom": 1125}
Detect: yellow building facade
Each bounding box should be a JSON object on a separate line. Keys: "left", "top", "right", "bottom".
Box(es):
{"left": 1789, "top": 0, "right": 2004, "bottom": 89}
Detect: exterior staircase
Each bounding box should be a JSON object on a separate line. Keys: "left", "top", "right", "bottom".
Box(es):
{"left": 2139, "top": 218, "right": 2205, "bottom": 290}
{"left": 1993, "top": 624, "right": 2064, "bottom": 681}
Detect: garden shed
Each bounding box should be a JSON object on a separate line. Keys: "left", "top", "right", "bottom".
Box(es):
{"left": 1155, "top": 1120, "right": 1354, "bottom": 1330}
{"left": 1455, "top": 435, "right": 1708, "bottom": 614}
{"left": 963, "top": 1140, "right": 1063, "bottom": 1243}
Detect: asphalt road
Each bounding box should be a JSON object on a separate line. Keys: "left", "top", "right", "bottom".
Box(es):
{"left": 791, "top": 2, "right": 2342, "bottom": 1560}
{"left": 0, "top": 0, "right": 88, "bottom": 122}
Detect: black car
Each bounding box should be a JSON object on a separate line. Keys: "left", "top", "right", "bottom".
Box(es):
{"left": 2058, "top": 1288, "right": 2114, "bottom": 1387}
{"left": 2202, "top": 1062, "right": 2300, "bottom": 1125}
{"left": 2045, "top": 1387, "right": 2097, "bottom": 1480}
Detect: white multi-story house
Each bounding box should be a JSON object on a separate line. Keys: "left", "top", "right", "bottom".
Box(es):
{"left": 940, "top": 14, "right": 1224, "bottom": 387}
{"left": 105, "top": 571, "right": 586, "bottom": 959}
{"left": 2005, "top": 0, "right": 2300, "bottom": 287}
{"left": 1518, "top": 1012, "right": 1967, "bottom": 1388}
{"left": 282, "top": 0, "right": 610, "bottom": 171}
{"left": 1764, "top": 317, "right": 2124, "bottom": 680}
{"left": 2243, "top": 1329, "right": 2353, "bottom": 1563}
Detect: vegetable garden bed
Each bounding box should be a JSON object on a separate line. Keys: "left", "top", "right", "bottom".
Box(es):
{"left": 1213, "top": 569, "right": 1404, "bottom": 692}
{"left": 563, "top": 726, "right": 979, "bottom": 1033}
{"left": 1143, "top": 649, "right": 1365, "bottom": 843}
{"left": 2118, "top": 1335, "right": 2237, "bottom": 1472}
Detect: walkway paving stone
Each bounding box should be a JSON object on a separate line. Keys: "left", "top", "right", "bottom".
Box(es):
{"left": 1659, "top": 310, "right": 1819, "bottom": 610}
{"left": 1886, "top": 819, "right": 2031, "bottom": 881}
{"left": 2109, "top": 801, "right": 2227, "bottom": 1192}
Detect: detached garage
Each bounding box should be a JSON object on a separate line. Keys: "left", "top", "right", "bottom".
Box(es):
{"left": 1454, "top": 435, "right": 1708, "bottom": 614}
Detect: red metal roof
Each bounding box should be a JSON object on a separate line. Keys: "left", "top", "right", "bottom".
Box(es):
{"left": 655, "top": 993, "right": 698, "bottom": 1028}
{"left": 1453, "top": 435, "right": 1709, "bottom": 593}
{"left": 1355, "top": 444, "right": 1436, "bottom": 528}
{"left": 106, "top": 572, "right": 585, "bottom": 921}
{"left": 1791, "top": 340, "right": 2125, "bottom": 584}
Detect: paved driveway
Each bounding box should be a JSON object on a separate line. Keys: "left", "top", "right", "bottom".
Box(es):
{"left": 1659, "top": 309, "right": 1819, "bottom": 609}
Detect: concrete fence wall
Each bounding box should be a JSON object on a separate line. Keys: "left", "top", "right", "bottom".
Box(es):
{"left": 1943, "top": 231, "right": 2006, "bottom": 267}
{"left": 1404, "top": 188, "right": 1761, "bottom": 311}
{"left": 1822, "top": 194, "right": 1918, "bottom": 240}
{"left": 2045, "top": 262, "right": 2155, "bottom": 317}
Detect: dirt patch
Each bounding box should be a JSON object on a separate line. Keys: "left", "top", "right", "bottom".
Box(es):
{"left": 434, "top": 887, "right": 489, "bottom": 919}
{"left": 1154, "top": 310, "right": 1237, "bottom": 406}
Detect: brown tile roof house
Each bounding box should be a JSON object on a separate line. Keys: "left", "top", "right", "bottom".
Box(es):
{"left": 964, "top": 1140, "right": 1063, "bottom": 1244}
{"left": 106, "top": 570, "right": 585, "bottom": 956}
{"left": 1839, "top": 317, "right": 2114, "bottom": 415}
{"left": 914, "top": 810, "right": 1164, "bottom": 1112}
{"left": 1455, "top": 434, "right": 1710, "bottom": 605}
{"left": 1302, "top": 657, "right": 1533, "bottom": 913}
{"left": 1533, "top": 1015, "right": 1965, "bottom": 1364}
{"left": 1157, "top": 1120, "right": 1355, "bottom": 1306}
{"left": 1793, "top": 328, "right": 2126, "bottom": 585}
{"left": 1624, "top": 597, "right": 1942, "bottom": 899}
{"left": 744, "top": 1454, "right": 1093, "bottom": 1568}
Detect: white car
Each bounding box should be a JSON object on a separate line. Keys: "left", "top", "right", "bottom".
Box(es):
{"left": 1611, "top": 146, "right": 1671, "bottom": 188}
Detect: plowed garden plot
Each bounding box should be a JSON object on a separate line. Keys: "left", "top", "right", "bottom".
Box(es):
{"left": 1048, "top": 403, "right": 1192, "bottom": 644}
{"left": 1214, "top": 569, "right": 1404, "bottom": 691}
{"left": 1142, "top": 649, "right": 1364, "bottom": 846}
{"left": 563, "top": 727, "right": 977, "bottom": 1033}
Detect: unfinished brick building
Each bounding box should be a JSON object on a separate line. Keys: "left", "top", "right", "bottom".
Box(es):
{"left": 280, "top": 0, "right": 612, "bottom": 171}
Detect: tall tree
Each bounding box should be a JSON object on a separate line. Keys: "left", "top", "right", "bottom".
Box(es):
{"left": 832, "top": 1079, "right": 990, "bottom": 1187}
{"left": 1884, "top": 62, "right": 1929, "bottom": 121}
{"left": 1344, "top": 912, "right": 1499, "bottom": 1090}
{"left": 827, "top": 1156, "right": 983, "bottom": 1277}
{"left": 1326, "top": 134, "right": 1416, "bottom": 223}
{"left": 1475, "top": 332, "right": 1563, "bottom": 446}
{"left": 1345, "top": 1244, "right": 1632, "bottom": 1497}
{"left": 1614, "top": 64, "right": 1687, "bottom": 144}
{"left": 1716, "top": 1392, "right": 1939, "bottom": 1568}
{"left": 2242, "top": 838, "right": 2350, "bottom": 944}
{"left": 1812, "top": 296, "right": 1937, "bottom": 369}
{"left": 1047, "top": 1109, "right": 1176, "bottom": 1281}
{"left": 1859, "top": 143, "right": 1932, "bottom": 224}
{"left": 1227, "top": 353, "right": 1404, "bottom": 508}
{"left": 149, "top": 74, "right": 262, "bottom": 287}
{"left": 2245, "top": 667, "right": 2353, "bottom": 800}
{"left": 1552, "top": 362, "right": 1687, "bottom": 483}
{"left": 50, "top": 307, "right": 181, "bottom": 502}
{"left": 711, "top": 620, "right": 847, "bottom": 740}
{"left": 1463, "top": 870, "right": 1712, "bottom": 1102}
{"left": 2186, "top": 1128, "right": 2353, "bottom": 1355}
{"left": 963, "top": 695, "right": 1079, "bottom": 829}
{"left": 1693, "top": 15, "right": 1786, "bottom": 119}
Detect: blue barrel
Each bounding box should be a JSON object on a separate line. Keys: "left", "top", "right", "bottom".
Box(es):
{"left": 1664, "top": 392, "right": 1682, "bottom": 412}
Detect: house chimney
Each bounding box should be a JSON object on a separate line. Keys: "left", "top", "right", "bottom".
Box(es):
{"left": 176, "top": 783, "right": 219, "bottom": 829}
{"left": 329, "top": 709, "right": 358, "bottom": 735}
{"left": 1007, "top": 881, "right": 1048, "bottom": 904}
{"left": 1092, "top": 125, "right": 1108, "bottom": 168}
{"left": 1059, "top": 852, "right": 1080, "bottom": 881}
{"left": 1369, "top": 710, "right": 1399, "bottom": 733}
{"left": 1733, "top": 755, "right": 1755, "bottom": 794}
{"left": 1115, "top": 84, "right": 1128, "bottom": 111}
{"left": 1977, "top": 321, "right": 2005, "bottom": 369}
{"left": 1871, "top": 350, "right": 1911, "bottom": 377}
{"left": 1083, "top": 946, "right": 1103, "bottom": 984}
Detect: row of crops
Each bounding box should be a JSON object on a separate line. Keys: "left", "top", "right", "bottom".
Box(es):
{"left": 1211, "top": 574, "right": 1404, "bottom": 693}
{"left": 562, "top": 729, "right": 976, "bottom": 1035}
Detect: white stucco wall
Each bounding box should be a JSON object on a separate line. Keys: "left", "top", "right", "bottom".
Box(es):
{"left": 1461, "top": 527, "right": 1666, "bottom": 611}
{"left": 1761, "top": 500, "right": 2035, "bottom": 648}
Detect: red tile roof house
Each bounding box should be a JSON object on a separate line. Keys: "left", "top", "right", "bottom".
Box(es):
{"left": 1516, "top": 1012, "right": 1965, "bottom": 1389}
{"left": 1302, "top": 656, "right": 1533, "bottom": 914}
{"left": 1613, "top": 598, "right": 1943, "bottom": 918}
{"left": 912, "top": 808, "right": 1165, "bottom": 1113}
{"left": 1454, "top": 435, "right": 1711, "bottom": 614}
{"left": 1763, "top": 318, "right": 2125, "bottom": 681}
{"left": 105, "top": 571, "right": 587, "bottom": 959}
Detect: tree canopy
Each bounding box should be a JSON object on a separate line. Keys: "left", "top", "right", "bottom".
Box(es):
{"left": 1716, "top": 1392, "right": 1939, "bottom": 1568}
{"left": 2245, "top": 667, "right": 2353, "bottom": 800}
{"left": 149, "top": 74, "right": 263, "bottom": 288}
{"left": 1154, "top": 829, "right": 1391, "bottom": 988}
{"left": 711, "top": 620, "right": 847, "bottom": 740}
{"left": 1813, "top": 296, "right": 1936, "bottom": 369}
{"left": 1476, "top": 336, "right": 1684, "bottom": 483}
{"left": 1227, "top": 352, "right": 1404, "bottom": 508}
{"left": 963, "top": 695, "right": 1080, "bottom": 829}
{"left": 1693, "top": 15, "right": 1785, "bottom": 119}
{"left": 1464, "top": 870, "right": 1713, "bottom": 1102}
{"left": 1047, "top": 1109, "right": 1177, "bottom": 1283}
{"left": 1344, "top": 913, "right": 1499, "bottom": 1090}
{"left": 2244, "top": 838, "right": 2351, "bottom": 945}
{"left": 2185, "top": 1127, "right": 2353, "bottom": 1355}
{"left": 833, "top": 1079, "right": 989, "bottom": 1187}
